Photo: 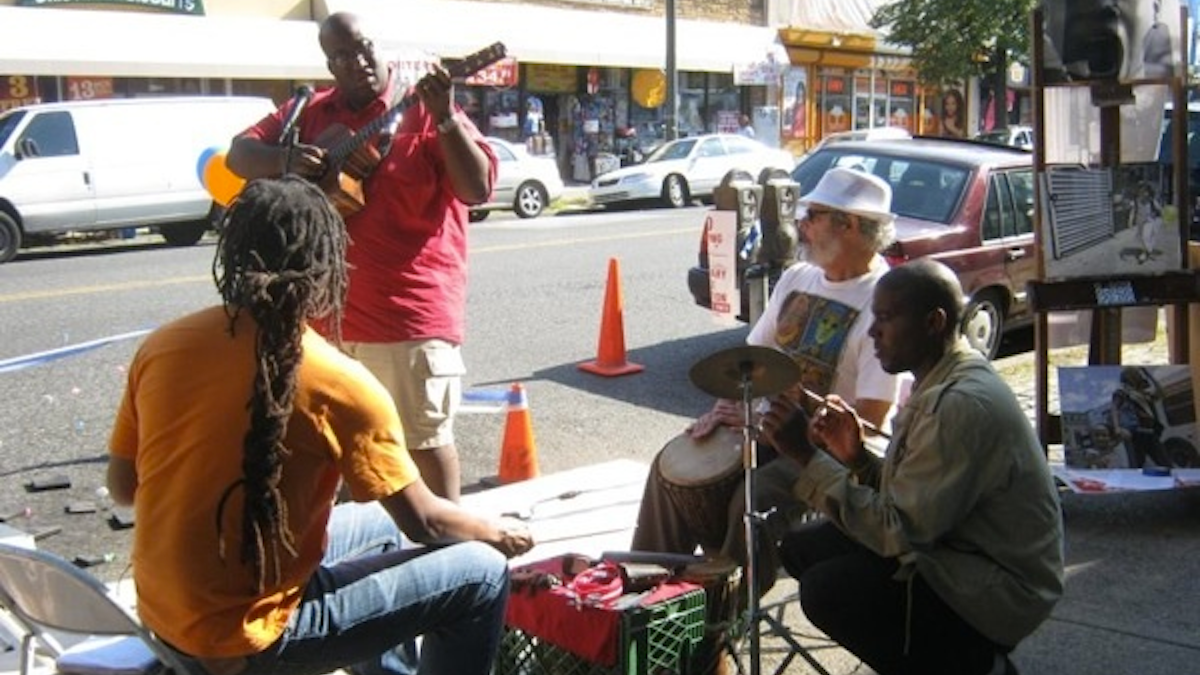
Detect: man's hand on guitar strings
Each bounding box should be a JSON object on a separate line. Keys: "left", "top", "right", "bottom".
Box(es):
{"left": 415, "top": 65, "right": 454, "bottom": 123}
{"left": 284, "top": 143, "right": 328, "bottom": 181}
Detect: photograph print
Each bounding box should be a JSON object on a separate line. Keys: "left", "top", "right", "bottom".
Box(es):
{"left": 1058, "top": 364, "right": 1198, "bottom": 470}
{"left": 1040, "top": 0, "right": 1180, "bottom": 83}
{"left": 1039, "top": 162, "right": 1182, "bottom": 278}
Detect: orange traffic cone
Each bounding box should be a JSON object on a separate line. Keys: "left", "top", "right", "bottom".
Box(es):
{"left": 579, "top": 258, "right": 645, "bottom": 377}
{"left": 498, "top": 383, "right": 540, "bottom": 484}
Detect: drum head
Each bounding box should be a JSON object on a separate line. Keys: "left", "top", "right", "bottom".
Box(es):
{"left": 657, "top": 427, "right": 743, "bottom": 487}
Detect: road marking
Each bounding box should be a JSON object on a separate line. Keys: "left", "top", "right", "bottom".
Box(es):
{"left": 0, "top": 221, "right": 701, "bottom": 303}
{"left": 0, "top": 276, "right": 208, "bottom": 303}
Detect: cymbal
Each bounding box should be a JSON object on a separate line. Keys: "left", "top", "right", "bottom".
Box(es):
{"left": 688, "top": 345, "right": 800, "bottom": 399}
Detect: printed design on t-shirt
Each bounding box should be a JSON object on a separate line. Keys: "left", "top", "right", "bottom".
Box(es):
{"left": 771, "top": 290, "right": 860, "bottom": 396}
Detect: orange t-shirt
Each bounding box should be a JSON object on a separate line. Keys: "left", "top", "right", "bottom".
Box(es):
{"left": 109, "top": 307, "right": 419, "bottom": 657}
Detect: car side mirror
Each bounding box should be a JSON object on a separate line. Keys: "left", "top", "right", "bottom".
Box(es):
{"left": 15, "top": 137, "right": 39, "bottom": 159}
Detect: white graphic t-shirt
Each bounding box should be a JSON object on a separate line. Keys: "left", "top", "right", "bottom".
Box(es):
{"left": 747, "top": 256, "right": 899, "bottom": 407}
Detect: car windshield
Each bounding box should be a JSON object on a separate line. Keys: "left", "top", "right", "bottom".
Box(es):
{"left": 0, "top": 110, "right": 26, "bottom": 148}
{"left": 646, "top": 138, "right": 696, "bottom": 162}
{"left": 792, "top": 148, "right": 970, "bottom": 224}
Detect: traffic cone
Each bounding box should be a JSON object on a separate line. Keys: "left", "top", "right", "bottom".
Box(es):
{"left": 579, "top": 258, "right": 645, "bottom": 377}
{"left": 498, "top": 383, "right": 540, "bottom": 484}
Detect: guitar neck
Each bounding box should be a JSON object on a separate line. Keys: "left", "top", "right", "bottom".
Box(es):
{"left": 326, "top": 42, "right": 507, "bottom": 165}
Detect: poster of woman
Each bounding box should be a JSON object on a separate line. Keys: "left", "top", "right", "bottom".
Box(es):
{"left": 940, "top": 88, "right": 966, "bottom": 138}
{"left": 783, "top": 69, "right": 808, "bottom": 140}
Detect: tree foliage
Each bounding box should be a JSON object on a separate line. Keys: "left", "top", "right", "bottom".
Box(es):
{"left": 871, "top": 0, "right": 1037, "bottom": 87}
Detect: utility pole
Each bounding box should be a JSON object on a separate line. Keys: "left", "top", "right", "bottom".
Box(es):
{"left": 665, "top": 0, "right": 678, "bottom": 140}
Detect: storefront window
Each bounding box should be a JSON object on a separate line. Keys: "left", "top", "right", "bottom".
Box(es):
{"left": 231, "top": 79, "right": 295, "bottom": 105}
{"left": 706, "top": 73, "right": 738, "bottom": 134}
{"left": 887, "top": 79, "right": 916, "bottom": 132}
{"left": 818, "top": 70, "right": 852, "bottom": 135}
{"left": 677, "top": 72, "right": 704, "bottom": 137}
{"left": 484, "top": 89, "right": 521, "bottom": 142}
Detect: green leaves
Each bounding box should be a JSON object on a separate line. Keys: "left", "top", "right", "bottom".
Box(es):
{"left": 871, "top": 0, "right": 1036, "bottom": 87}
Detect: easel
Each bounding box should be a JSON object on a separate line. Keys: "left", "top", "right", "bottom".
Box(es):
{"left": 1028, "top": 4, "right": 1198, "bottom": 452}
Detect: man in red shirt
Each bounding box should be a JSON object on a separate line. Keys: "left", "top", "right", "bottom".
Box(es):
{"left": 228, "top": 12, "right": 496, "bottom": 502}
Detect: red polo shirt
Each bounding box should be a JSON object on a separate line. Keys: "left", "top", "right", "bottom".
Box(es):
{"left": 241, "top": 74, "right": 496, "bottom": 344}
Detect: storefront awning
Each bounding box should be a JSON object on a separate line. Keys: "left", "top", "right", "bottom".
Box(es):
{"left": 0, "top": 6, "right": 328, "bottom": 80}
{"left": 317, "top": 0, "right": 781, "bottom": 74}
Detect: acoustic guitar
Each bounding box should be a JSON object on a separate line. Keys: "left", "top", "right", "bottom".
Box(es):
{"left": 312, "top": 41, "right": 508, "bottom": 216}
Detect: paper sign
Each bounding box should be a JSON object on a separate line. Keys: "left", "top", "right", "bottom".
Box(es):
{"left": 705, "top": 211, "right": 739, "bottom": 326}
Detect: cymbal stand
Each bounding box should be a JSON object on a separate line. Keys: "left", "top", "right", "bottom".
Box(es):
{"left": 734, "top": 356, "right": 765, "bottom": 675}
{"left": 733, "top": 361, "right": 834, "bottom": 675}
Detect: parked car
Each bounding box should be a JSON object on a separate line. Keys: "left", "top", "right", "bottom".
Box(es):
{"left": 588, "top": 133, "right": 795, "bottom": 209}
{"left": 687, "top": 136, "right": 1037, "bottom": 359}
{"left": 469, "top": 136, "right": 565, "bottom": 221}
{"left": 0, "top": 96, "right": 275, "bottom": 263}
{"left": 974, "top": 125, "right": 1034, "bottom": 151}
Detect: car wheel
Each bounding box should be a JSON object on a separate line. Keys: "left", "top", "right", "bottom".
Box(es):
{"left": 662, "top": 174, "right": 690, "bottom": 208}
{"left": 962, "top": 291, "right": 1004, "bottom": 359}
{"left": 514, "top": 181, "right": 548, "bottom": 219}
{"left": 469, "top": 210, "right": 490, "bottom": 223}
{"left": 160, "top": 220, "right": 208, "bottom": 247}
{"left": 0, "top": 212, "right": 21, "bottom": 263}
{"left": 1164, "top": 438, "right": 1200, "bottom": 468}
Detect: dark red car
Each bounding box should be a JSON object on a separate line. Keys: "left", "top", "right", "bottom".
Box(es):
{"left": 687, "top": 136, "right": 1036, "bottom": 359}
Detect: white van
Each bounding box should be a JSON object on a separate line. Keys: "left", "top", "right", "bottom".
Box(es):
{"left": 0, "top": 95, "right": 275, "bottom": 263}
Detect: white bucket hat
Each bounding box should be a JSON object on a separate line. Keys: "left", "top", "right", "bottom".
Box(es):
{"left": 799, "top": 167, "right": 895, "bottom": 225}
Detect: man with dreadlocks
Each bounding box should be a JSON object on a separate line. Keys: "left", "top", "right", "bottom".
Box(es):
{"left": 106, "top": 177, "right": 532, "bottom": 675}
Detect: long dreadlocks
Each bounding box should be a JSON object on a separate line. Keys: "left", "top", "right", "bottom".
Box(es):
{"left": 211, "top": 176, "right": 348, "bottom": 591}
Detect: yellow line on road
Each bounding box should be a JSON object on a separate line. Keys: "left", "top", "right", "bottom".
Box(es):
{"left": 0, "top": 225, "right": 698, "bottom": 303}
{"left": 0, "top": 276, "right": 209, "bottom": 303}
{"left": 472, "top": 226, "right": 696, "bottom": 253}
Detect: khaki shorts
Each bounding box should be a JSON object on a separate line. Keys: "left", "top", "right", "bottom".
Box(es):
{"left": 343, "top": 339, "right": 464, "bottom": 450}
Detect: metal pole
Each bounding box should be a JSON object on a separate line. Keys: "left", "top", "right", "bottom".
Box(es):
{"left": 665, "top": 0, "right": 678, "bottom": 140}
{"left": 738, "top": 365, "right": 761, "bottom": 675}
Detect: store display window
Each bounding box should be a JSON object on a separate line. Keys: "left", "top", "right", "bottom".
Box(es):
{"left": 485, "top": 88, "right": 521, "bottom": 142}
{"left": 818, "top": 70, "right": 852, "bottom": 135}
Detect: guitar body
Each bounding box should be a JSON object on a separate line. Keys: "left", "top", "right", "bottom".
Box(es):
{"left": 313, "top": 123, "right": 380, "bottom": 217}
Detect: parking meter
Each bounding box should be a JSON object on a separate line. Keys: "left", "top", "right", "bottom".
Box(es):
{"left": 712, "top": 169, "right": 763, "bottom": 260}
{"left": 712, "top": 169, "right": 764, "bottom": 321}
{"left": 758, "top": 168, "right": 800, "bottom": 269}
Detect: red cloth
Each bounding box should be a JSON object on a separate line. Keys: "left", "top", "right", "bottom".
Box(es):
{"left": 505, "top": 556, "right": 701, "bottom": 667}
{"left": 242, "top": 73, "right": 498, "bottom": 344}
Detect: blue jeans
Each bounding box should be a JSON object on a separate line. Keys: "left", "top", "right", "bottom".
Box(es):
{"left": 230, "top": 502, "right": 510, "bottom": 675}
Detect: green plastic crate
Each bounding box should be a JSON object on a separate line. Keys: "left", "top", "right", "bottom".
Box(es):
{"left": 496, "top": 587, "right": 706, "bottom": 675}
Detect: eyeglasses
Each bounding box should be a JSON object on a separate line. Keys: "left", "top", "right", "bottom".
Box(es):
{"left": 802, "top": 207, "right": 834, "bottom": 221}
{"left": 327, "top": 39, "right": 374, "bottom": 68}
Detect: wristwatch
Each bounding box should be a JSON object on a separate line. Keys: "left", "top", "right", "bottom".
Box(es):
{"left": 437, "top": 114, "right": 460, "bottom": 135}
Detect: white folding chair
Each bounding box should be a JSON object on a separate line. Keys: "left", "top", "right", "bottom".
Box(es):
{"left": 0, "top": 543, "right": 198, "bottom": 675}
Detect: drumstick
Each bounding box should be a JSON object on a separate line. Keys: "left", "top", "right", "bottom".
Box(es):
{"left": 798, "top": 387, "right": 892, "bottom": 440}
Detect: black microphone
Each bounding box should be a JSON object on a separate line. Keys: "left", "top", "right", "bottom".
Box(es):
{"left": 278, "top": 85, "right": 314, "bottom": 145}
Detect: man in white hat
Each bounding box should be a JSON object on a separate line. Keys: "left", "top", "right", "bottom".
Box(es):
{"left": 632, "top": 166, "right": 903, "bottom": 672}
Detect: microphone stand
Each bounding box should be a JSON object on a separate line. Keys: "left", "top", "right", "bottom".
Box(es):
{"left": 279, "top": 86, "right": 312, "bottom": 175}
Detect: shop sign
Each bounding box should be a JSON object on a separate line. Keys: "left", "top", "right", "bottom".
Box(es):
{"left": 0, "top": 75, "right": 40, "bottom": 112}
{"left": 526, "top": 64, "right": 577, "bottom": 93}
{"left": 631, "top": 70, "right": 666, "bottom": 108}
{"left": 66, "top": 76, "right": 115, "bottom": 100}
{"left": 17, "top": 0, "right": 205, "bottom": 15}
{"left": 734, "top": 55, "right": 785, "bottom": 86}
{"left": 465, "top": 58, "right": 518, "bottom": 88}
